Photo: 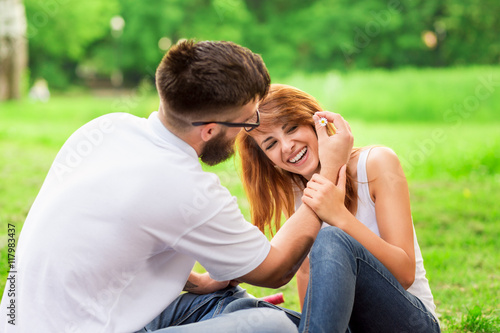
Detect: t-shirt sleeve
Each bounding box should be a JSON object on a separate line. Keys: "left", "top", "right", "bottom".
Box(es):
{"left": 172, "top": 188, "right": 271, "bottom": 282}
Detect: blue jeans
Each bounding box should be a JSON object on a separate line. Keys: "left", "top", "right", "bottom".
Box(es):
{"left": 135, "top": 286, "right": 300, "bottom": 332}
{"left": 299, "top": 227, "right": 441, "bottom": 333}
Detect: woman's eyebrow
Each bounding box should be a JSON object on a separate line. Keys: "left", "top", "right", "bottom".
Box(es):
{"left": 261, "top": 136, "right": 273, "bottom": 146}
{"left": 260, "top": 123, "right": 288, "bottom": 146}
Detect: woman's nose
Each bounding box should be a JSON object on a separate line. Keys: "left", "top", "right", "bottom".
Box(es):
{"left": 282, "top": 139, "right": 295, "bottom": 153}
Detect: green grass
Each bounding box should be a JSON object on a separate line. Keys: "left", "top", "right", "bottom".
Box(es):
{"left": 1, "top": 66, "right": 499, "bottom": 331}
{"left": 448, "top": 306, "right": 500, "bottom": 333}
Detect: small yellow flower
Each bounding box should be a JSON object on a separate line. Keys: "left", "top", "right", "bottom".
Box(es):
{"left": 319, "top": 117, "right": 328, "bottom": 127}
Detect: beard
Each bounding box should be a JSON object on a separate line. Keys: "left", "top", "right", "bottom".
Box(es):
{"left": 200, "top": 129, "right": 235, "bottom": 166}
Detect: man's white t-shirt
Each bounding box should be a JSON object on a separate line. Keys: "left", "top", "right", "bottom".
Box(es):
{"left": 0, "top": 112, "right": 271, "bottom": 333}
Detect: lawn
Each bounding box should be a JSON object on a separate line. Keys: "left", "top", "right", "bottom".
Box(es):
{"left": 0, "top": 66, "right": 499, "bottom": 331}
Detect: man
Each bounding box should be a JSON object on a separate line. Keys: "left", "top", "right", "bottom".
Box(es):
{"left": 0, "top": 40, "right": 352, "bottom": 332}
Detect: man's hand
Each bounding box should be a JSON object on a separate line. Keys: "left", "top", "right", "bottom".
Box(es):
{"left": 313, "top": 111, "right": 353, "bottom": 182}
{"left": 183, "top": 272, "right": 239, "bottom": 295}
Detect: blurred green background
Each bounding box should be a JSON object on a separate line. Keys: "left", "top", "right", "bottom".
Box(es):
{"left": 1, "top": 0, "right": 499, "bottom": 332}
{"left": 7, "top": 0, "right": 500, "bottom": 89}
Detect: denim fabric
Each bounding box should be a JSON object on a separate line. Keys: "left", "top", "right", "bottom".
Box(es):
{"left": 135, "top": 286, "right": 299, "bottom": 332}
{"left": 299, "top": 227, "right": 441, "bottom": 333}
{"left": 222, "top": 297, "right": 301, "bottom": 327}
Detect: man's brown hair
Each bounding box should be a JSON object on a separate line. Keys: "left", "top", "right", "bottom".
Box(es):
{"left": 156, "top": 39, "right": 270, "bottom": 129}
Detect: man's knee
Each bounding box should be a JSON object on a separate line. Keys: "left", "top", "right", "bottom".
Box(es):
{"left": 232, "top": 308, "right": 298, "bottom": 333}
{"left": 222, "top": 297, "right": 259, "bottom": 314}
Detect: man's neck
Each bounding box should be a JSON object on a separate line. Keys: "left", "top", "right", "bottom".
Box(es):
{"left": 157, "top": 108, "right": 203, "bottom": 156}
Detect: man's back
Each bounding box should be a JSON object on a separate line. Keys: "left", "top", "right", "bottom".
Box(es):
{"left": 1, "top": 112, "right": 269, "bottom": 332}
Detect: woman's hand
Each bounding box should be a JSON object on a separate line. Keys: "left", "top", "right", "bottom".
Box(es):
{"left": 302, "top": 164, "right": 350, "bottom": 226}
{"left": 314, "top": 111, "right": 353, "bottom": 182}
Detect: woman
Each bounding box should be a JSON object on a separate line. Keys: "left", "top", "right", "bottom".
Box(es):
{"left": 236, "top": 84, "right": 440, "bottom": 332}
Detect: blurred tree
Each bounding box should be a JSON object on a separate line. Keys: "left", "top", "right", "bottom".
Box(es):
{"left": 439, "top": 0, "right": 500, "bottom": 66}
{"left": 14, "top": 0, "right": 500, "bottom": 89}
{"left": 23, "top": 0, "right": 118, "bottom": 88}
{"left": 0, "top": 0, "right": 27, "bottom": 100}
{"left": 84, "top": 0, "right": 253, "bottom": 84}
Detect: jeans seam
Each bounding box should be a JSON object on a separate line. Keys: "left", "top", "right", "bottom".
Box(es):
{"left": 258, "top": 300, "right": 302, "bottom": 321}
{"left": 301, "top": 273, "right": 313, "bottom": 332}
{"left": 356, "top": 256, "right": 438, "bottom": 324}
{"left": 338, "top": 227, "right": 438, "bottom": 325}
{"left": 213, "top": 296, "right": 231, "bottom": 316}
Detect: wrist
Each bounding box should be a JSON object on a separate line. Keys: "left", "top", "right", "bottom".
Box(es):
{"left": 319, "top": 161, "right": 344, "bottom": 182}
{"left": 184, "top": 272, "right": 201, "bottom": 292}
{"left": 319, "top": 166, "right": 339, "bottom": 182}
{"left": 326, "top": 206, "right": 351, "bottom": 228}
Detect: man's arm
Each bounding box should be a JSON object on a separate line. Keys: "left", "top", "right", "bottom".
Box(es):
{"left": 183, "top": 271, "right": 237, "bottom": 294}
{"left": 237, "top": 203, "right": 321, "bottom": 288}
{"left": 237, "top": 112, "right": 353, "bottom": 288}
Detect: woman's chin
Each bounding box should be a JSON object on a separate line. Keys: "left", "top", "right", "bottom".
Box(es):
{"left": 297, "top": 164, "right": 320, "bottom": 180}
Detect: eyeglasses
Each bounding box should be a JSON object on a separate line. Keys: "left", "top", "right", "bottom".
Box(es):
{"left": 191, "top": 110, "right": 260, "bottom": 132}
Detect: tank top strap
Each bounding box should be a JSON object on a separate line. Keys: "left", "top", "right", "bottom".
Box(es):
{"left": 356, "top": 147, "right": 374, "bottom": 184}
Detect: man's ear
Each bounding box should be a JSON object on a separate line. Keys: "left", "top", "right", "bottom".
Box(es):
{"left": 199, "top": 123, "right": 218, "bottom": 142}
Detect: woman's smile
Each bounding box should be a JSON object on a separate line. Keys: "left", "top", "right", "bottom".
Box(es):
{"left": 287, "top": 146, "right": 308, "bottom": 164}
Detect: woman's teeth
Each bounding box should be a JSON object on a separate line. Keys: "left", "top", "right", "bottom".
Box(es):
{"left": 289, "top": 147, "right": 307, "bottom": 163}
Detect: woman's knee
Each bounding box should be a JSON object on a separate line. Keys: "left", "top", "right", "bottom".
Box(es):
{"left": 311, "top": 227, "right": 352, "bottom": 258}
{"left": 317, "top": 226, "right": 345, "bottom": 241}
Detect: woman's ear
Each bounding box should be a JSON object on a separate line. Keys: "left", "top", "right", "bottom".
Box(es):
{"left": 199, "top": 123, "right": 218, "bottom": 142}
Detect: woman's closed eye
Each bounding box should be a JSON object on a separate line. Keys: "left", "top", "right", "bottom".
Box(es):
{"left": 264, "top": 125, "right": 298, "bottom": 150}
{"left": 265, "top": 140, "right": 277, "bottom": 150}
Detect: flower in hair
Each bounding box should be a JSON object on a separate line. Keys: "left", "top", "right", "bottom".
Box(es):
{"left": 319, "top": 117, "right": 328, "bottom": 127}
